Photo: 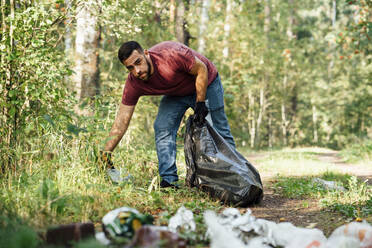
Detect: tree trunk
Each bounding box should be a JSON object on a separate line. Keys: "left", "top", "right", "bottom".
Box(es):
{"left": 74, "top": 1, "right": 100, "bottom": 103}
{"left": 268, "top": 112, "right": 273, "bottom": 148}
{"left": 264, "top": 0, "right": 270, "bottom": 33}
{"left": 260, "top": 0, "right": 270, "bottom": 146}
{"left": 197, "top": 0, "right": 209, "bottom": 53}
{"left": 153, "top": 0, "right": 161, "bottom": 24}
{"left": 64, "top": 0, "right": 72, "bottom": 57}
{"left": 312, "top": 105, "right": 318, "bottom": 144}
{"left": 1, "top": 0, "right": 9, "bottom": 170}
{"left": 255, "top": 87, "right": 265, "bottom": 147}
{"left": 286, "top": 0, "right": 294, "bottom": 40}
{"left": 328, "top": 0, "right": 337, "bottom": 80}
{"left": 248, "top": 90, "right": 255, "bottom": 148}
{"left": 169, "top": 0, "right": 176, "bottom": 35}
{"left": 9, "top": 0, "right": 15, "bottom": 147}
{"left": 175, "top": 0, "right": 190, "bottom": 45}
{"left": 222, "top": 0, "right": 232, "bottom": 58}
{"left": 281, "top": 103, "right": 287, "bottom": 146}
{"left": 287, "top": 0, "right": 297, "bottom": 146}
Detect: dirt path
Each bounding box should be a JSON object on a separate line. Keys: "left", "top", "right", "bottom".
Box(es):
{"left": 315, "top": 151, "right": 372, "bottom": 184}
{"left": 244, "top": 150, "right": 372, "bottom": 236}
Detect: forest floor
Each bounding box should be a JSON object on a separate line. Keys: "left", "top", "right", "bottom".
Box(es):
{"left": 243, "top": 148, "right": 372, "bottom": 236}
{"left": 1, "top": 146, "right": 371, "bottom": 247}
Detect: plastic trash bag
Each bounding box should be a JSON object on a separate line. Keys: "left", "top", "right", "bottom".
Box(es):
{"left": 325, "top": 222, "right": 372, "bottom": 248}
{"left": 204, "top": 207, "right": 372, "bottom": 248}
{"left": 184, "top": 116, "right": 263, "bottom": 207}
{"left": 204, "top": 210, "right": 247, "bottom": 248}
{"left": 204, "top": 208, "right": 327, "bottom": 248}
{"left": 312, "top": 178, "right": 346, "bottom": 191}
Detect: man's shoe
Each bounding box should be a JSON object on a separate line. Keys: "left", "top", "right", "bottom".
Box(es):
{"left": 160, "top": 180, "right": 179, "bottom": 189}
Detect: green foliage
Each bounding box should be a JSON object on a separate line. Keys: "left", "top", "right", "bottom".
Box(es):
{"left": 320, "top": 176, "right": 372, "bottom": 218}
{"left": 338, "top": 0, "right": 371, "bottom": 55}
{"left": 73, "top": 238, "right": 106, "bottom": 248}
{"left": 0, "top": 215, "right": 40, "bottom": 248}
{"left": 340, "top": 138, "right": 372, "bottom": 162}
{"left": 0, "top": 2, "right": 71, "bottom": 169}
{"left": 274, "top": 176, "right": 327, "bottom": 198}
{"left": 0, "top": 0, "right": 371, "bottom": 245}
{"left": 183, "top": 0, "right": 372, "bottom": 149}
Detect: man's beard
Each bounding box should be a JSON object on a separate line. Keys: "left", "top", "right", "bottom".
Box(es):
{"left": 140, "top": 56, "right": 152, "bottom": 81}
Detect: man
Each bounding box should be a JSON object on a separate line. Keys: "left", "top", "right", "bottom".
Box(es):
{"left": 102, "top": 41, "right": 235, "bottom": 188}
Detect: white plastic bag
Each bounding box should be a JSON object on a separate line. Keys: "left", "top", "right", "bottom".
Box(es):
{"left": 168, "top": 206, "right": 196, "bottom": 233}
{"left": 204, "top": 210, "right": 246, "bottom": 248}
{"left": 327, "top": 222, "right": 372, "bottom": 248}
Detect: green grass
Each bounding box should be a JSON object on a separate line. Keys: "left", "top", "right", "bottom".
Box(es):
{"left": 0, "top": 125, "right": 222, "bottom": 246}
{"left": 272, "top": 172, "right": 372, "bottom": 219}
{"left": 340, "top": 139, "right": 372, "bottom": 163}
{"left": 0, "top": 214, "right": 40, "bottom": 248}
{"left": 241, "top": 147, "right": 345, "bottom": 177}
{"left": 1, "top": 129, "right": 371, "bottom": 246}
{"left": 241, "top": 147, "right": 371, "bottom": 220}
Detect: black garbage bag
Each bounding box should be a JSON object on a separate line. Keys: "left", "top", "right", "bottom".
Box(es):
{"left": 184, "top": 116, "right": 263, "bottom": 207}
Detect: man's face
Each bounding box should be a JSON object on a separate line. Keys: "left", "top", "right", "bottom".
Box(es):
{"left": 123, "top": 49, "right": 151, "bottom": 81}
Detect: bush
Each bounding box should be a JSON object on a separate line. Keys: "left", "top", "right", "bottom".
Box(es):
{"left": 340, "top": 139, "right": 372, "bottom": 162}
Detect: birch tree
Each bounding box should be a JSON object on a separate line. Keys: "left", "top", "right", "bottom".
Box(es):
{"left": 198, "top": 0, "right": 209, "bottom": 53}
{"left": 74, "top": 1, "right": 100, "bottom": 103}
{"left": 222, "top": 0, "right": 232, "bottom": 58}
{"left": 255, "top": 0, "right": 271, "bottom": 147}
{"left": 175, "top": 0, "right": 191, "bottom": 45}
{"left": 64, "top": 0, "right": 72, "bottom": 58}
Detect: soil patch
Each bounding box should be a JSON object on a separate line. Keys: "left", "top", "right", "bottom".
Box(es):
{"left": 315, "top": 151, "right": 372, "bottom": 184}
{"left": 244, "top": 149, "right": 372, "bottom": 236}
{"left": 247, "top": 182, "right": 347, "bottom": 237}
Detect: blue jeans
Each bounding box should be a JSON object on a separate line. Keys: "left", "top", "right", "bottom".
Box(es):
{"left": 153, "top": 74, "right": 235, "bottom": 183}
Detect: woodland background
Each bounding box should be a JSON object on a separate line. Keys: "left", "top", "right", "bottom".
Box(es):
{"left": 1, "top": 0, "right": 371, "bottom": 169}
{"left": 0, "top": 0, "right": 371, "bottom": 242}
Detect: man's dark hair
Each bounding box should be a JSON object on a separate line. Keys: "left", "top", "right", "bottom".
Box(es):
{"left": 118, "top": 41, "right": 144, "bottom": 64}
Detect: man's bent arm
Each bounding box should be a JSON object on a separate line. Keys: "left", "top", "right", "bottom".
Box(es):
{"left": 189, "top": 56, "right": 208, "bottom": 102}
{"left": 104, "top": 103, "right": 135, "bottom": 152}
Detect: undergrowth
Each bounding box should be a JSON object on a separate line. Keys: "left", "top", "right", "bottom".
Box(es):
{"left": 340, "top": 139, "right": 372, "bottom": 162}
{"left": 273, "top": 172, "right": 372, "bottom": 219}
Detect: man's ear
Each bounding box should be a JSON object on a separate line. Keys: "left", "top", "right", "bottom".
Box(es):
{"left": 144, "top": 49, "right": 149, "bottom": 55}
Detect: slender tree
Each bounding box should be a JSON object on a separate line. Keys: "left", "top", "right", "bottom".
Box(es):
{"left": 175, "top": 0, "right": 191, "bottom": 45}
{"left": 223, "top": 0, "right": 232, "bottom": 58}
{"left": 74, "top": 0, "right": 101, "bottom": 105}
{"left": 198, "top": 0, "right": 209, "bottom": 53}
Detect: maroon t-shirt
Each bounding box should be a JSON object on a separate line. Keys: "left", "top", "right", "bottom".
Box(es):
{"left": 121, "top": 41, "right": 218, "bottom": 106}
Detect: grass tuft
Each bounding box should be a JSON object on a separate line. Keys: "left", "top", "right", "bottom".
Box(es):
{"left": 273, "top": 172, "right": 372, "bottom": 219}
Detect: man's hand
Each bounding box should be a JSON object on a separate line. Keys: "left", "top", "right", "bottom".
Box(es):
{"left": 98, "top": 151, "right": 114, "bottom": 169}
{"left": 98, "top": 151, "right": 132, "bottom": 184}
{"left": 194, "top": 101, "right": 209, "bottom": 127}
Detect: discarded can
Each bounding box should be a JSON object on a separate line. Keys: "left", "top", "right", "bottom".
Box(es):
{"left": 46, "top": 222, "right": 95, "bottom": 246}
{"left": 102, "top": 207, "right": 154, "bottom": 244}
